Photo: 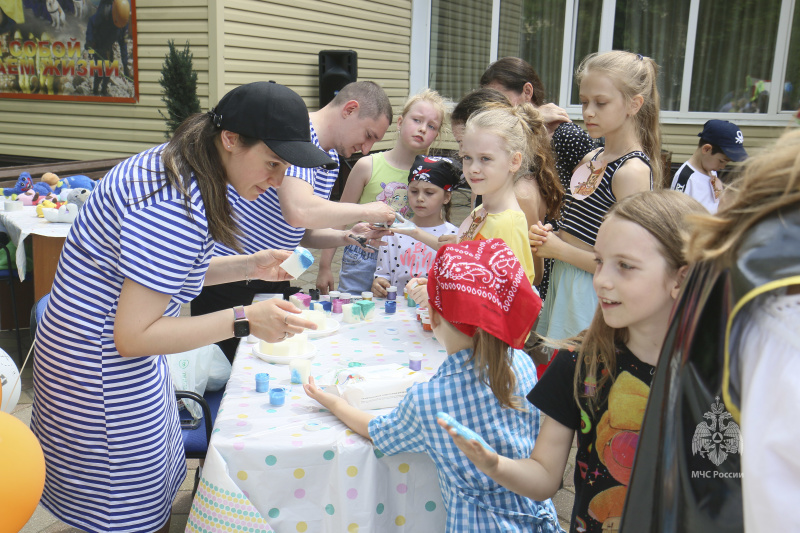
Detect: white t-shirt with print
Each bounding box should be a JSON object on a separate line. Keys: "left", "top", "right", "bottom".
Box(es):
{"left": 374, "top": 222, "right": 457, "bottom": 290}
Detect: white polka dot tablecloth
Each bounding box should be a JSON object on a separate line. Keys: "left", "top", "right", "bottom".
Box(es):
{"left": 187, "top": 300, "right": 448, "bottom": 533}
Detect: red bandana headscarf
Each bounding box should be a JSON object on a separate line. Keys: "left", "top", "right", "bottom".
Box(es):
{"left": 427, "top": 238, "right": 542, "bottom": 349}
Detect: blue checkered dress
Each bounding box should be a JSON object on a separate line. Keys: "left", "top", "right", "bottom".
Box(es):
{"left": 369, "top": 348, "right": 563, "bottom": 532}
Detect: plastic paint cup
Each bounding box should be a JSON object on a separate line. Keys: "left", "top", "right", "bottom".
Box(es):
{"left": 422, "top": 316, "right": 432, "bottom": 332}
{"left": 407, "top": 295, "right": 417, "bottom": 307}
{"left": 409, "top": 352, "right": 423, "bottom": 371}
{"left": 270, "top": 387, "right": 286, "bottom": 406}
{"left": 384, "top": 300, "right": 396, "bottom": 314}
{"left": 255, "top": 373, "right": 270, "bottom": 393}
{"left": 339, "top": 293, "right": 352, "bottom": 304}
{"left": 387, "top": 286, "right": 397, "bottom": 300}
{"left": 361, "top": 291, "right": 373, "bottom": 301}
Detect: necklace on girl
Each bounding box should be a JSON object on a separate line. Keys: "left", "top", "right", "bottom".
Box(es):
{"left": 459, "top": 207, "right": 487, "bottom": 242}
{"left": 571, "top": 159, "right": 607, "bottom": 200}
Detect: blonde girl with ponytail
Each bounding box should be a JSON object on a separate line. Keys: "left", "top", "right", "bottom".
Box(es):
{"left": 531, "top": 50, "right": 661, "bottom": 342}
{"left": 400, "top": 100, "right": 561, "bottom": 295}
{"left": 453, "top": 102, "right": 559, "bottom": 285}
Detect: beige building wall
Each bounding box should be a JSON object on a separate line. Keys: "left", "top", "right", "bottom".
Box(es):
{"left": 215, "top": 0, "right": 411, "bottom": 152}
{"left": 0, "top": 0, "right": 212, "bottom": 161}
{"left": 0, "top": 0, "right": 411, "bottom": 161}
{"left": 661, "top": 123, "right": 790, "bottom": 164}
{"left": 0, "top": 0, "right": 791, "bottom": 163}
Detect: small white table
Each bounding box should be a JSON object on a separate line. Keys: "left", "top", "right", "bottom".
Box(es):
{"left": 186, "top": 301, "right": 448, "bottom": 533}
{"left": 0, "top": 204, "right": 72, "bottom": 302}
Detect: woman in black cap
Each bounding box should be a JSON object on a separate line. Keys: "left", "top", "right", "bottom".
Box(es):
{"left": 30, "top": 82, "right": 328, "bottom": 533}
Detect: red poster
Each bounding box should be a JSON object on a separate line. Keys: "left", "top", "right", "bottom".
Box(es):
{"left": 0, "top": 0, "right": 138, "bottom": 102}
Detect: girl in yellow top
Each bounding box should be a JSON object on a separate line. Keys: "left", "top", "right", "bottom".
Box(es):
{"left": 456, "top": 104, "right": 556, "bottom": 285}
{"left": 404, "top": 104, "right": 556, "bottom": 302}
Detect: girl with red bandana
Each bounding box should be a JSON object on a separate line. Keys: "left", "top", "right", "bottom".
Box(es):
{"left": 305, "top": 238, "right": 562, "bottom": 532}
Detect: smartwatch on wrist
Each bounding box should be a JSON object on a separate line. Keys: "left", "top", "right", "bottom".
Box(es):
{"left": 232, "top": 305, "right": 250, "bottom": 338}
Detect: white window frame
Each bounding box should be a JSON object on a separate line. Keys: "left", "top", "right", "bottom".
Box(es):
{"left": 410, "top": 0, "right": 797, "bottom": 126}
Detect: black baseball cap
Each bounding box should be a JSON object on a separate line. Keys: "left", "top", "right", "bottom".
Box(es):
{"left": 210, "top": 81, "right": 335, "bottom": 169}
{"left": 698, "top": 120, "right": 748, "bottom": 162}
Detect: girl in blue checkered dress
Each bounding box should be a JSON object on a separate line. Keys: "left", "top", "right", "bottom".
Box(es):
{"left": 305, "top": 238, "right": 562, "bottom": 532}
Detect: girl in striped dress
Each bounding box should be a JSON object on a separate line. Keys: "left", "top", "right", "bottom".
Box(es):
{"left": 30, "top": 82, "right": 329, "bottom": 533}
{"left": 530, "top": 51, "right": 662, "bottom": 342}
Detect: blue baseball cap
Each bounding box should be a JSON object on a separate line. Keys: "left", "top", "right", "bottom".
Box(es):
{"left": 698, "top": 120, "right": 748, "bottom": 162}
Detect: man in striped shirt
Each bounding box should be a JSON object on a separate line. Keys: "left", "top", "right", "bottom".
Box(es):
{"left": 192, "top": 81, "right": 395, "bottom": 361}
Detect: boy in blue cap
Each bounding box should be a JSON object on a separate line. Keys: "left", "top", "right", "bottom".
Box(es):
{"left": 670, "top": 119, "right": 748, "bottom": 213}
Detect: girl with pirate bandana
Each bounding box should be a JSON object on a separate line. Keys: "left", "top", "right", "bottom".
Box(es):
{"left": 371, "top": 155, "right": 460, "bottom": 296}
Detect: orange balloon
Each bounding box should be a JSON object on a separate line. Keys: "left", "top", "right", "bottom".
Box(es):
{"left": 0, "top": 412, "right": 46, "bottom": 533}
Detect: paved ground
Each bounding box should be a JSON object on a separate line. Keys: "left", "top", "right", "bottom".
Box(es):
{"left": 3, "top": 187, "right": 575, "bottom": 531}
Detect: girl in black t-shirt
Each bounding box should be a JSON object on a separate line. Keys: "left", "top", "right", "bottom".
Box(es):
{"left": 438, "top": 190, "right": 705, "bottom": 533}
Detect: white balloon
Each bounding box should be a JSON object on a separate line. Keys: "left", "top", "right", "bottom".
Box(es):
{"left": 0, "top": 349, "right": 21, "bottom": 413}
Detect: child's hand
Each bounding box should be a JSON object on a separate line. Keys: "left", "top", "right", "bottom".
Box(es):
{"left": 437, "top": 418, "right": 500, "bottom": 474}
{"left": 529, "top": 222, "right": 556, "bottom": 258}
{"left": 386, "top": 225, "right": 416, "bottom": 237}
{"left": 316, "top": 267, "right": 334, "bottom": 294}
{"left": 406, "top": 278, "right": 428, "bottom": 307}
{"left": 303, "top": 376, "right": 339, "bottom": 411}
{"left": 372, "top": 277, "right": 390, "bottom": 297}
{"left": 437, "top": 234, "right": 457, "bottom": 246}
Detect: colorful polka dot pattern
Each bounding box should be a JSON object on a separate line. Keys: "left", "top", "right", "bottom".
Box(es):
{"left": 187, "top": 302, "right": 448, "bottom": 532}
{"left": 186, "top": 478, "right": 273, "bottom": 533}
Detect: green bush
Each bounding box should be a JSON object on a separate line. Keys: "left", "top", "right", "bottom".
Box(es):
{"left": 159, "top": 40, "right": 201, "bottom": 138}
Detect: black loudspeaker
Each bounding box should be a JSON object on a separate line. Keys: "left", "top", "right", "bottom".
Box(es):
{"left": 319, "top": 50, "right": 358, "bottom": 108}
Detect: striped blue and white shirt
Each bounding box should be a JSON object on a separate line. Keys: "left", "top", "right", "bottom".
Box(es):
{"left": 214, "top": 122, "right": 340, "bottom": 256}
{"left": 559, "top": 149, "right": 651, "bottom": 247}
{"left": 31, "top": 144, "right": 213, "bottom": 532}
{"left": 368, "top": 348, "right": 563, "bottom": 533}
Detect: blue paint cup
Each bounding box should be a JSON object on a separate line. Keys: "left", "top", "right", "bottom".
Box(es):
{"left": 255, "top": 373, "right": 270, "bottom": 393}
{"left": 384, "top": 300, "right": 397, "bottom": 314}
{"left": 270, "top": 387, "right": 286, "bottom": 406}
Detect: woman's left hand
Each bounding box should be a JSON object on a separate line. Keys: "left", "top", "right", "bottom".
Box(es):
{"left": 251, "top": 249, "right": 294, "bottom": 281}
